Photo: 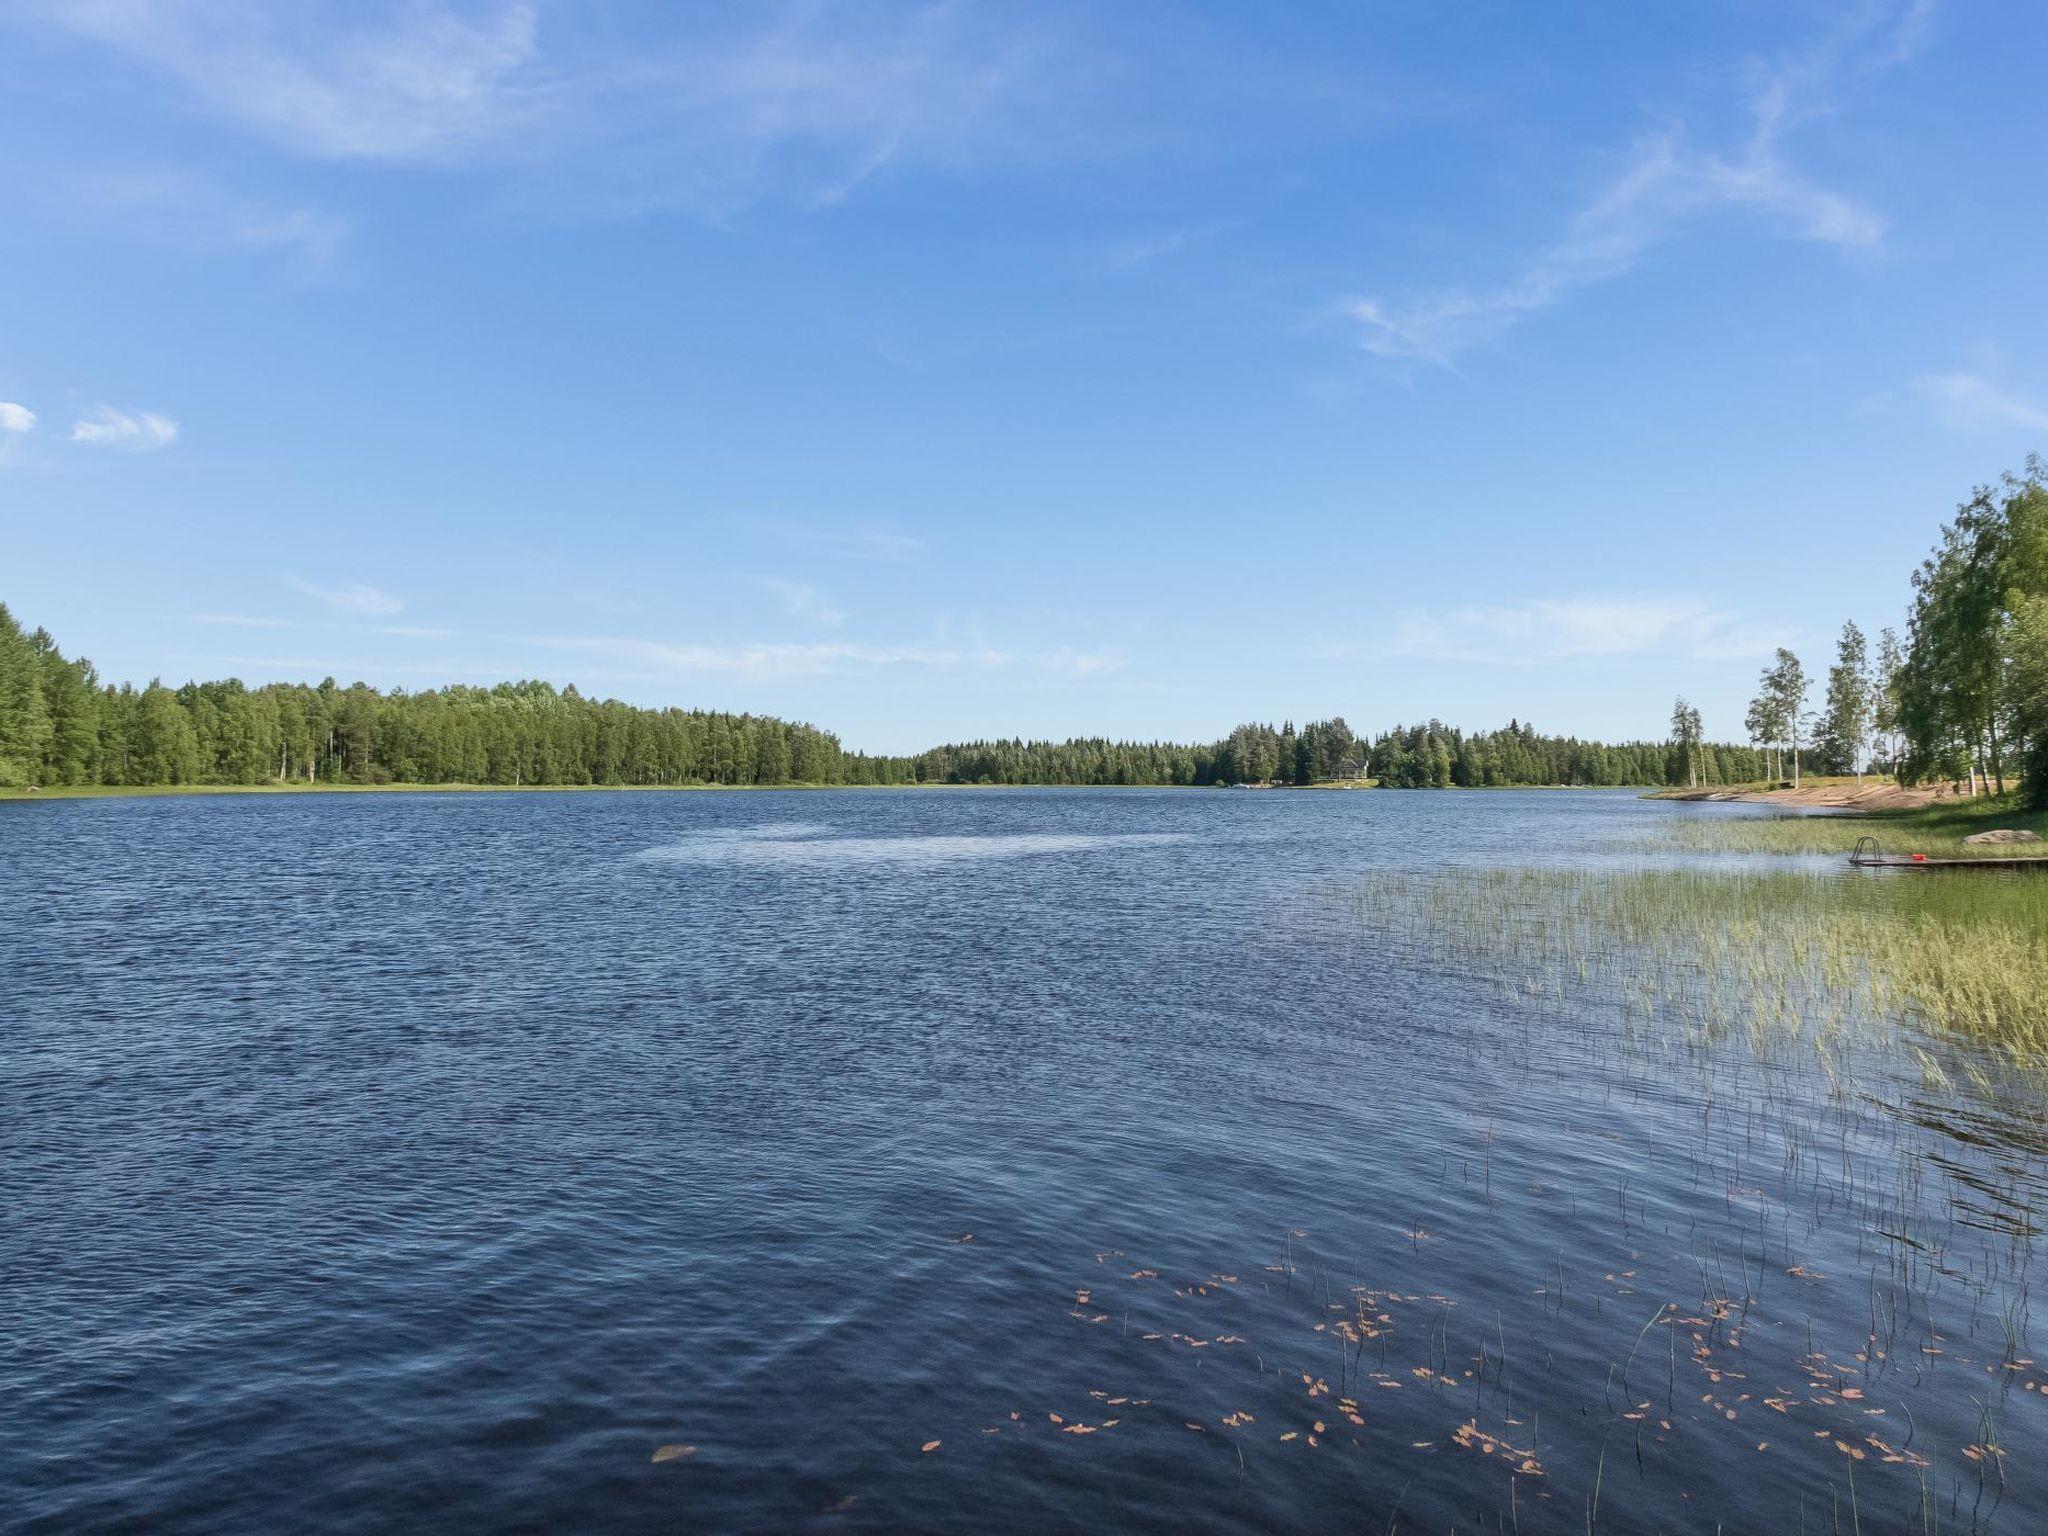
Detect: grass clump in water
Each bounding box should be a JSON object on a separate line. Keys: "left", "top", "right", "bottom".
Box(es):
{"left": 1363, "top": 867, "right": 2048, "bottom": 1058}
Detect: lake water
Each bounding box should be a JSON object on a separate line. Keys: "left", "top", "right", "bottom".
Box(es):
{"left": 4, "top": 788, "right": 2043, "bottom": 1533}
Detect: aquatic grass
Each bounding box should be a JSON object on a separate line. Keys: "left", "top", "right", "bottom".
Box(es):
{"left": 1358, "top": 867, "right": 2048, "bottom": 1058}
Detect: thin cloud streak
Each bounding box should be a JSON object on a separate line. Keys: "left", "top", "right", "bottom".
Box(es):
{"left": 81, "top": 166, "right": 350, "bottom": 265}
{"left": 759, "top": 578, "right": 847, "bottom": 626}
{"left": 1367, "top": 597, "right": 1794, "bottom": 669}
{"left": 803, "top": 527, "right": 928, "bottom": 560}
{"left": 41, "top": 0, "right": 544, "bottom": 161}
{"left": 31, "top": 1, "right": 1076, "bottom": 216}
{"left": 286, "top": 576, "right": 405, "bottom": 616}
{"left": 1918, "top": 372, "right": 2048, "bottom": 434}
{"left": 191, "top": 612, "right": 456, "bottom": 638}
{"left": 71, "top": 404, "right": 179, "bottom": 449}
{"left": 1340, "top": 16, "right": 1902, "bottom": 365}
{"left": 206, "top": 655, "right": 520, "bottom": 679}
{"left": 191, "top": 612, "right": 290, "bottom": 628}
{"left": 517, "top": 633, "right": 1125, "bottom": 681}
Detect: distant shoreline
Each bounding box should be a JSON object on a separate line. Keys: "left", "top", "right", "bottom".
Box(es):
{"left": 1, "top": 779, "right": 1676, "bottom": 804}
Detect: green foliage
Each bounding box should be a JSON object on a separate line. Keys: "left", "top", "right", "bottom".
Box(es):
{"left": 1870, "top": 626, "right": 1906, "bottom": 771}
{"left": 1816, "top": 620, "right": 1870, "bottom": 775}
{"left": 0, "top": 612, "right": 856, "bottom": 790}
{"left": 1896, "top": 458, "right": 2048, "bottom": 801}
{"left": 1669, "top": 696, "right": 1705, "bottom": 787}
{"left": 1747, "top": 648, "right": 1810, "bottom": 784}
{"left": 0, "top": 604, "right": 53, "bottom": 786}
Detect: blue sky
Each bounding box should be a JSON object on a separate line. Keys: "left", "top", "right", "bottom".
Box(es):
{"left": 2, "top": 0, "right": 2044, "bottom": 753}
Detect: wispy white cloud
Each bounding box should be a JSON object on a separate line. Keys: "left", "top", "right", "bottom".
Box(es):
{"left": 0, "top": 400, "right": 34, "bottom": 466}
{"left": 760, "top": 577, "right": 847, "bottom": 626}
{"left": 192, "top": 612, "right": 289, "bottom": 628}
{"left": 81, "top": 166, "right": 350, "bottom": 264}
{"left": 71, "top": 404, "right": 179, "bottom": 449}
{"left": 31, "top": 1, "right": 1071, "bottom": 215}
{"left": 807, "top": 527, "right": 928, "bottom": 560}
{"left": 286, "top": 576, "right": 404, "bottom": 616}
{"left": 1374, "top": 597, "right": 1790, "bottom": 668}
{"left": 43, "top": 0, "right": 543, "bottom": 160}
{"left": 520, "top": 634, "right": 1124, "bottom": 681}
{"left": 1341, "top": 27, "right": 1895, "bottom": 364}
{"left": 192, "top": 610, "right": 455, "bottom": 637}
{"left": 206, "top": 655, "right": 516, "bottom": 679}
{"left": 1917, "top": 372, "right": 2048, "bottom": 435}
{"left": 1103, "top": 228, "right": 1194, "bottom": 271}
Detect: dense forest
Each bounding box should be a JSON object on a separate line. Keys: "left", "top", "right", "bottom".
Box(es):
{"left": 0, "top": 604, "right": 1767, "bottom": 792}
{"left": 1710, "top": 457, "right": 2048, "bottom": 807}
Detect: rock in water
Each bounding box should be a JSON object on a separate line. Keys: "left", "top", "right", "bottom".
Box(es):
{"left": 1961, "top": 828, "right": 2041, "bottom": 845}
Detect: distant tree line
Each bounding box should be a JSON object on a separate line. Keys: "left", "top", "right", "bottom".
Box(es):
{"left": 0, "top": 623, "right": 851, "bottom": 789}
{"left": 0, "top": 604, "right": 1764, "bottom": 792}
{"left": 1367, "top": 719, "right": 1764, "bottom": 789}
{"left": 1705, "top": 457, "right": 2048, "bottom": 807}
{"left": 858, "top": 718, "right": 1761, "bottom": 789}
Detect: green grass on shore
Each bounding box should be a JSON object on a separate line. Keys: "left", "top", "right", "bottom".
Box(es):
{"left": 1659, "top": 789, "right": 2048, "bottom": 858}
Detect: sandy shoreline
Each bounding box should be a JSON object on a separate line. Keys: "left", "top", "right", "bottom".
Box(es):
{"left": 1652, "top": 780, "right": 1972, "bottom": 813}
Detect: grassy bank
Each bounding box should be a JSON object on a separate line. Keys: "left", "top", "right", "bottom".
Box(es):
{"left": 1657, "top": 788, "right": 2048, "bottom": 858}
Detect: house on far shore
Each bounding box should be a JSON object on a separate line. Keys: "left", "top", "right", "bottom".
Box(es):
{"left": 1335, "top": 757, "right": 1369, "bottom": 782}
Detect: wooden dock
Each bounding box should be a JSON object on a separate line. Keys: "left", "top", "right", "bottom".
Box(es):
{"left": 1850, "top": 836, "right": 2048, "bottom": 870}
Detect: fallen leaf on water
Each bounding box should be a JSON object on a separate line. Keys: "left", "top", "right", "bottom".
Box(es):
{"left": 650, "top": 1445, "right": 696, "bottom": 1464}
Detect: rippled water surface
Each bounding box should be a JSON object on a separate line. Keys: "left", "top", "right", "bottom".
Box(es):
{"left": 4, "top": 788, "right": 2043, "bottom": 1534}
